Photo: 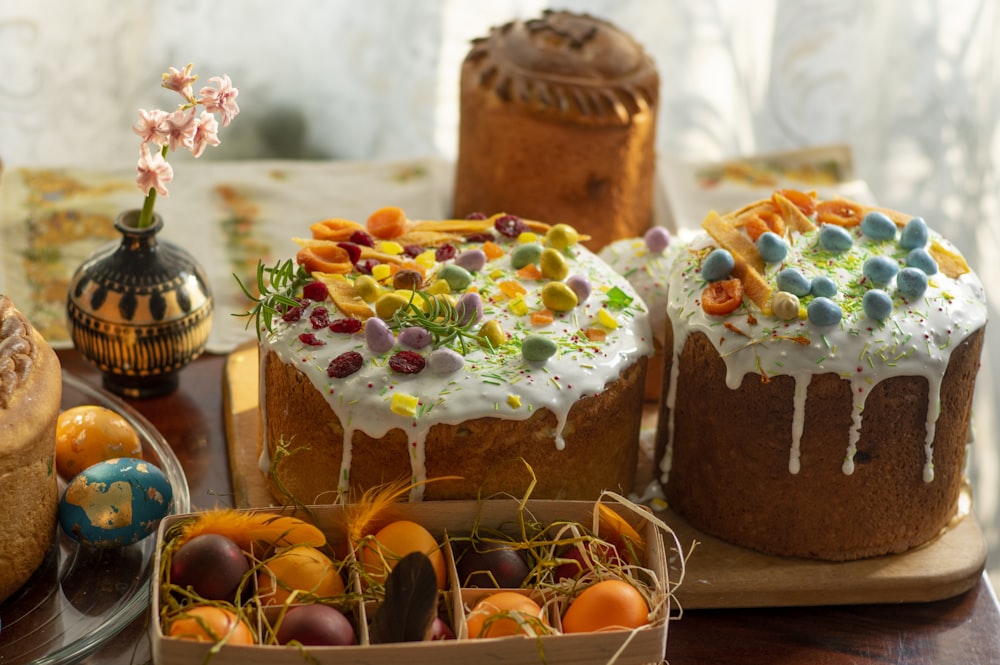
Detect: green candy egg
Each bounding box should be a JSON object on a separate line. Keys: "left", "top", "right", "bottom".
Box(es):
{"left": 522, "top": 334, "right": 558, "bottom": 362}
{"left": 437, "top": 264, "right": 473, "bottom": 291}
{"left": 510, "top": 243, "right": 543, "bottom": 269}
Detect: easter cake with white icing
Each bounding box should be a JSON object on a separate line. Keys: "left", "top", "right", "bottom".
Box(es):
{"left": 252, "top": 207, "right": 652, "bottom": 503}
{"left": 655, "top": 191, "right": 986, "bottom": 561}
{"left": 0, "top": 295, "right": 61, "bottom": 603}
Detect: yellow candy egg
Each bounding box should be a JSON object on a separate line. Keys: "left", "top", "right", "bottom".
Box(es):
{"left": 541, "top": 282, "right": 579, "bottom": 312}
{"left": 56, "top": 405, "right": 142, "bottom": 481}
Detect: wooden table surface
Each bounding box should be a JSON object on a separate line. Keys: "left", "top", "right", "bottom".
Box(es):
{"left": 58, "top": 349, "right": 1000, "bottom": 665}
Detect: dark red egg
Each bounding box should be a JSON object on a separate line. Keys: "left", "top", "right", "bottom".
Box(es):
{"left": 275, "top": 603, "right": 357, "bottom": 646}
{"left": 456, "top": 542, "right": 530, "bottom": 588}
{"left": 170, "top": 533, "right": 251, "bottom": 601}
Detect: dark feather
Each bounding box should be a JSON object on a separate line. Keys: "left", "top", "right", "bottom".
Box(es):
{"left": 368, "top": 551, "right": 439, "bottom": 643}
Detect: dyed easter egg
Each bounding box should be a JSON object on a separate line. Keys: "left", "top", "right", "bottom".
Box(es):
{"left": 59, "top": 458, "right": 173, "bottom": 548}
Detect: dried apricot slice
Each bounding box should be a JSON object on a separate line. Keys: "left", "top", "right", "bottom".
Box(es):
{"left": 773, "top": 189, "right": 816, "bottom": 217}
{"left": 816, "top": 199, "right": 864, "bottom": 227}
{"left": 701, "top": 278, "right": 744, "bottom": 316}
{"left": 367, "top": 206, "right": 409, "bottom": 239}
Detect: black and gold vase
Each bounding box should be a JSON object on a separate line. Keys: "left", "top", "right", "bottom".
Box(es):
{"left": 66, "top": 209, "right": 214, "bottom": 398}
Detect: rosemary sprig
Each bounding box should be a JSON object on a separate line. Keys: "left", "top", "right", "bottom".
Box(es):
{"left": 233, "top": 258, "right": 309, "bottom": 339}
{"left": 388, "top": 290, "right": 484, "bottom": 354}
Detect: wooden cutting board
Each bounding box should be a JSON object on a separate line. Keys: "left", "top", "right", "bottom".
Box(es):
{"left": 223, "top": 343, "right": 987, "bottom": 609}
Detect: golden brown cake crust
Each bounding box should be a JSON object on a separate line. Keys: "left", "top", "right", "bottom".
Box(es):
{"left": 452, "top": 10, "right": 659, "bottom": 251}
{"left": 658, "top": 327, "right": 984, "bottom": 561}
{"left": 0, "top": 298, "right": 61, "bottom": 602}
{"left": 262, "top": 349, "right": 646, "bottom": 504}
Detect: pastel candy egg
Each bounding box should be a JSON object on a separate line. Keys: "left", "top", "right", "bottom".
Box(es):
{"left": 454, "top": 249, "right": 487, "bottom": 273}
{"left": 862, "top": 256, "right": 899, "bottom": 286}
{"left": 436, "top": 264, "right": 473, "bottom": 291}
{"left": 810, "top": 275, "right": 838, "bottom": 299}
{"left": 644, "top": 226, "right": 671, "bottom": 253}
{"left": 771, "top": 291, "right": 800, "bottom": 320}
{"left": 510, "top": 243, "right": 543, "bottom": 269}
{"left": 456, "top": 291, "right": 484, "bottom": 326}
{"left": 757, "top": 232, "right": 788, "bottom": 263}
{"left": 541, "top": 282, "right": 578, "bottom": 311}
{"left": 899, "top": 217, "right": 929, "bottom": 249}
{"left": 807, "top": 297, "right": 842, "bottom": 327}
{"left": 426, "top": 348, "right": 464, "bottom": 375}
{"left": 906, "top": 248, "right": 938, "bottom": 275}
{"left": 364, "top": 317, "right": 395, "bottom": 353}
{"left": 776, "top": 268, "right": 811, "bottom": 297}
{"left": 818, "top": 224, "right": 854, "bottom": 252}
{"left": 522, "top": 334, "right": 558, "bottom": 362}
{"left": 397, "top": 326, "right": 432, "bottom": 349}
{"left": 539, "top": 248, "right": 570, "bottom": 281}
{"left": 863, "top": 289, "right": 893, "bottom": 320}
{"left": 59, "top": 458, "right": 173, "bottom": 548}
{"left": 897, "top": 267, "right": 929, "bottom": 298}
{"left": 860, "top": 211, "right": 897, "bottom": 241}
{"left": 701, "top": 248, "right": 734, "bottom": 282}
{"left": 545, "top": 224, "right": 580, "bottom": 250}
{"left": 565, "top": 274, "right": 592, "bottom": 303}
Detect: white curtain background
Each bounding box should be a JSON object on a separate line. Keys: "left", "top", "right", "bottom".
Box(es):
{"left": 2, "top": 0, "right": 998, "bottom": 579}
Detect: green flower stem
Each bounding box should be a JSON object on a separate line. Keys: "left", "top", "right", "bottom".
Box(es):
{"left": 137, "top": 144, "right": 169, "bottom": 229}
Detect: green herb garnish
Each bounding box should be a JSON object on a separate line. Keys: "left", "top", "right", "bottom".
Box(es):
{"left": 234, "top": 258, "right": 309, "bottom": 339}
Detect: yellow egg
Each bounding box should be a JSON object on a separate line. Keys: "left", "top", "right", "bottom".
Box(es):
{"left": 56, "top": 405, "right": 142, "bottom": 481}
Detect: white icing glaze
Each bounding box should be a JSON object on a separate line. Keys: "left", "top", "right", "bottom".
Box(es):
{"left": 661, "top": 213, "right": 987, "bottom": 485}
{"left": 262, "top": 224, "right": 653, "bottom": 501}
{"left": 598, "top": 237, "right": 677, "bottom": 347}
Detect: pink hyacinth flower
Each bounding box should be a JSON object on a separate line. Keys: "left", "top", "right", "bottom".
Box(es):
{"left": 162, "top": 63, "right": 198, "bottom": 101}
{"left": 133, "top": 108, "right": 171, "bottom": 147}
{"left": 198, "top": 74, "right": 240, "bottom": 127}
{"left": 165, "top": 107, "right": 198, "bottom": 152}
{"left": 136, "top": 143, "right": 173, "bottom": 197}
{"left": 189, "top": 110, "right": 221, "bottom": 158}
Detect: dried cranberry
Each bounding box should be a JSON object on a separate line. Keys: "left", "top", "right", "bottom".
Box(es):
{"left": 403, "top": 244, "right": 425, "bottom": 258}
{"left": 388, "top": 350, "right": 426, "bottom": 374}
{"left": 310, "top": 307, "right": 331, "bottom": 329}
{"left": 465, "top": 212, "right": 488, "bottom": 220}
{"left": 337, "top": 242, "right": 363, "bottom": 264}
{"left": 298, "top": 332, "right": 325, "bottom": 346}
{"left": 302, "top": 281, "right": 329, "bottom": 302}
{"left": 327, "top": 351, "right": 364, "bottom": 378}
{"left": 494, "top": 214, "right": 527, "bottom": 238}
{"left": 349, "top": 230, "right": 375, "bottom": 247}
{"left": 464, "top": 232, "right": 494, "bottom": 243}
{"left": 355, "top": 259, "right": 378, "bottom": 275}
{"left": 329, "top": 318, "right": 363, "bottom": 334}
{"left": 435, "top": 244, "right": 457, "bottom": 262}
{"left": 281, "top": 305, "right": 304, "bottom": 322}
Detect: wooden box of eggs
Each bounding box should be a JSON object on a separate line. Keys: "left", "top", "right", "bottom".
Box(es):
{"left": 150, "top": 496, "right": 679, "bottom": 665}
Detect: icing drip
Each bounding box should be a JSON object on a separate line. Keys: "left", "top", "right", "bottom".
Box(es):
{"left": 789, "top": 373, "right": 812, "bottom": 474}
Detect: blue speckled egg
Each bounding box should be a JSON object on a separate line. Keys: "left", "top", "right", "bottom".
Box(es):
{"left": 863, "top": 289, "right": 893, "bottom": 321}
{"left": 818, "top": 224, "right": 854, "bottom": 252}
{"left": 862, "top": 256, "right": 899, "bottom": 286}
{"left": 899, "top": 217, "right": 929, "bottom": 249}
{"left": 860, "top": 212, "right": 897, "bottom": 241}
{"left": 776, "top": 268, "right": 812, "bottom": 297}
{"left": 756, "top": 231, "right": 788, "bottom": 263}
{"left": 906, "top": 248, "right": 939, "bottom": 276}
{"left": 701, "top": 248, "right": 735, "bottom": 281}
{"left": 897, "top": 267, "right": 930, "bottom": 299}
{"left": 807, "top": 297, "right": 842, "bottom": 327}
{"left": 810, "top": 275, "right": 838, "bottom": 299}
{"left": 59, "top": 457, "right": 173, "bottom": 548}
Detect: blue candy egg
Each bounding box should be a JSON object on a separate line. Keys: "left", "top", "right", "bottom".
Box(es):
{"left": 807, "top": 297, "right": 842, "bottom": 327}
{"left": 862, "top": 255, "right": 899, "bottom": 286}
{"left": 810, "top": 275, "right": 838, "bottom": 299}
{"left": 818, "top": 224, "right": 854, "bottom": 252}
{"left": 756, "top": 231, "right": 788, "bottom": 263}
{"left": 776, "top": 268, "right": 812, "bottom": 297}
{"left": 860, "top": 211, "right": 897, "bottom": 241}
{"left": 897, "top": 267, "right": 929, "bottom": 299}
{"left": 701, "top": 248, "right": 735, "bottom": 281}
{"left": 862, "top": 289, "right": 893, "bottom": 320}
{"left": 899, "top": 217, "right": 929, "bottom": 249}
{"left": 59, "top": 458, "right": 173, "bottom": 548}
{"left": 906, "top": 248, "right": 938, "bottom": 275}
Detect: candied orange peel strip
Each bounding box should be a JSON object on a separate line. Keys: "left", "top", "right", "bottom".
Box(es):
{"left": 315, "top": 273, "right": 375, "bottom": 320}
{"left": 929, "top": 240, "right": 970, "bottom": 278}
